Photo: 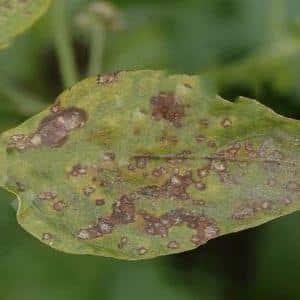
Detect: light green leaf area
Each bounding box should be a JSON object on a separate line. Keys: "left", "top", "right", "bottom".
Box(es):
{"left": 0, "top": 0, "right": 52, "bottom": 49}
{"left": 0, "top": 70, "right": 299, "bottom": 260}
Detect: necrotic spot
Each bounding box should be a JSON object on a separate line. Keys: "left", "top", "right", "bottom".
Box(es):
{"left": 33, "top": 107, "right": 88, "bottom": 147}
{"left": 151, "top": 92, "right": 185, "bottom": 127}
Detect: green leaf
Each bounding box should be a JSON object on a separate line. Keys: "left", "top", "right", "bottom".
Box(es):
{"left": 0, "top": 0, "right": 52, "bottom": 49}
{"left": 0, "top": 70, "right": 299, "bottom": 260}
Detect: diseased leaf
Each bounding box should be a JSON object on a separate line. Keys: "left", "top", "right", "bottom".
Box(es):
{"left": 0, "top": 0, "right": 52, "bottom": 49}
{"left": 0, "top": 70, "right": 299, "bottom": 260}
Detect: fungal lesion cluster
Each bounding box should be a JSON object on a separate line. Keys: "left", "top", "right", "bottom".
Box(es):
{"left": 151, "top": 92, "right": 186, "bottom": 128}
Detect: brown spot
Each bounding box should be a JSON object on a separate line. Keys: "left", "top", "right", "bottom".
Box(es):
{"left": 135, "top": 157, "right": 147, "bottom": 169}
{"left": 195, "top": 182, "right": 206, "bottom": 191}
{"left": 70, "top": 164, "right": 87, "bottom": 176}
{"left": 34, "top": 108, "right": 88, "bottom": 148}
{"left": 151, "top": 92, "right": 185, "bottom": 127}
{"left": 221, "top": 118, "right": 232, "bottom": 128}
{"left": 83, "top": 186, "right": 96, "bottom": 196}
{"left": 191, "top": 234, "right": 204, "bottom": 246}
{"left": 42, "top": 233, "right": 52, "bottom": 241}
{"left": 140, "top": 213, "right": 168, "bottom": 237}
{"left": 9, "top": 134, "right": 26, "bottom": 143}
{"left": 138, "top": 185, "right": 162, "bottom": 198}
{"left": 77, "top": 229, "right": 99, "bottom": 240}
{"left": 38, "top": 191, "right": 57, "bottom": 201}
{"left": 165, "top": 173, "right": 193, "bottom": 200}
{"left": 244, "top": 142, "right": 258, "bottom": 158}
{"left": 197, "top": 166, "right": 210, "bottom": 178}
{"left": 96, "top": 72, "right": 119, "bottom": 85}
{"left": 183, "top": 83, "right": 192, "bottom": 89}
{"left": 128, "top": 163, "right": 136, "bottom": 171}
{"left": 167, "top": 241, "right": 179, "bottom": 249}
{"left": 103, "top": 152, "right": 115, "bottom": 161}
{"left": 53, "top": 201, "right": 67, "bottom": 211}
{"left": 192, "top": 199, "right": 206, "bottom": 206}
{"left": 51, "top": 102, "right": 61, "bottom": 113}
{"left": 111, "top": 195, "right": 136, "bottom": 224}
{"left": 97, "top": 218, "right": 114, "bottom": 234}
{"left": 222, "top": 143, "right": 241, "bottom": 159}
{"left": 152, "top": 167, "right": 167, "bottom": 177}
{"left": 8, "top": 134, "right": 29, "bottom": 151}
{"left": 95, "top": 199, "right": 105, "bottom": 206}
{"left": 211, "top": 160, "right": 227, "bottom": 172}
{"left": 204, "top": 225, "right": 219, "bottom": 239}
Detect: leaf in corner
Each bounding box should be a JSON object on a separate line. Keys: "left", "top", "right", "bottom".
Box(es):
{"left": 0, "top": 70, "right": 299, "bottom": 260}
{"left": 0, "top": 0, "right": 52, "bottom": 49}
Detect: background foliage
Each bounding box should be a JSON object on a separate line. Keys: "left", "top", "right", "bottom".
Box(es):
{"left": 0, "top": 0, "right": 300, "bottom": 299}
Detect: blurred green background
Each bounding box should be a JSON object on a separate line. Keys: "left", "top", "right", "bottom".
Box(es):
{"left": 1, "top": 0, "right": 300, "bottom": 299}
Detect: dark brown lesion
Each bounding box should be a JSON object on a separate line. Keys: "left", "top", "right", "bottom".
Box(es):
{"left": 69, "top": 164, "right": 87, "bottom": 177}
{"left": 83, "top": 186, "right": 96, "bottom": 197}
{"left": 50, "top": 100, "right": 61, "bottom": 114}
{"left": 37, "top": 191, "right": 57, "bottom": 201}
{"left": 8, "top": 107, "right": 88, "bottom": 151}
{"left": 96, "top": 72, "right": 120, "bottom": 85}
{"left": 53, "top": 201, "right": 67, "bottom": 212}
{"left": 32, "top": 107, "right": 88, "bottom": 148}
{"left": 42, "top": 233, "right": 53, "bottom": 241}
{"left": 140, "top": 208, "right": 219, "bottom": 245}
{"left": 151, "top": 92, "right": 185, "bottom": 127}
{"left": 131, "top": 169, "right": 195, "bottom": 201}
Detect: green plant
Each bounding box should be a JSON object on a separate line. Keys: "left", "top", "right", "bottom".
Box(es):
{"left": 0, "top": 0, "right": 299, "bottom": 261}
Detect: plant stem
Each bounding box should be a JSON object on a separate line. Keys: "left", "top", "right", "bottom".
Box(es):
{"left": 87, "top": 21, "right": 106, "bottom": 76}
{"left": 269, "top": 0, "right": 286, "bottom": 41}
{"left": 52, "top": 0, "right": 78, "bottom": 88}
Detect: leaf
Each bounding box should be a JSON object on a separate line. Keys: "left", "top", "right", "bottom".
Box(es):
{"left": 0, "top": 70, "right": 299, "bottom": 260}
{"left": 0, "top": 0, "right": 52, "bottom": 49}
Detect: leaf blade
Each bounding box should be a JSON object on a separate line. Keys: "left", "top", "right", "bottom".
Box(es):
{"left": 1, "top": 70, "right": 299, "bottom": 260}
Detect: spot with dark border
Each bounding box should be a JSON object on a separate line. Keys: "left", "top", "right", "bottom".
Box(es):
{"left": 151, "top": 92, "right": 185, "bottom": 127}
